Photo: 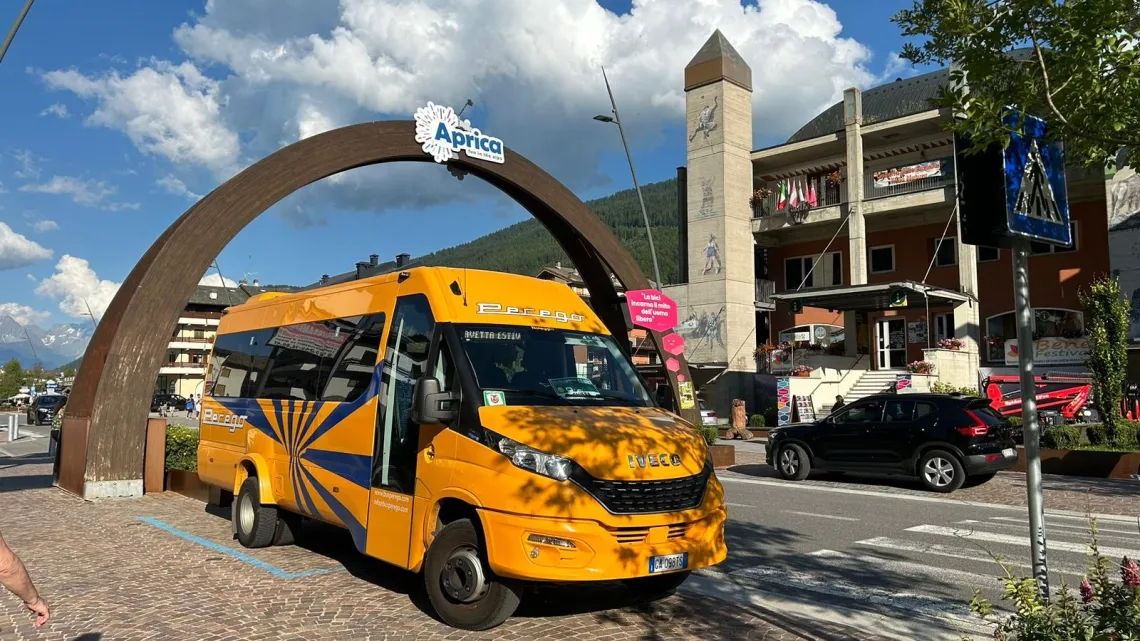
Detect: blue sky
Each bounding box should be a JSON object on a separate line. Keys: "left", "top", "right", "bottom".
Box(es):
{"left": 0, "top": 0, "right": 921, "bottom": 328}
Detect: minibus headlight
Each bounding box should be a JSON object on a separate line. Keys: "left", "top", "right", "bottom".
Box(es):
{"left": 496, "top": 436, "right": 573, "bottom": 482}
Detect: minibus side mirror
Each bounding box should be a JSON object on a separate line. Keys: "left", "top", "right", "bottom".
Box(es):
{"left": 411, "top": 377, "right": 458, "bottom": 425}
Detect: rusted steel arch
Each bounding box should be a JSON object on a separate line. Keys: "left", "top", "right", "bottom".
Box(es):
{"left": 60, "top": 120, "right": 698, "bottom": 499}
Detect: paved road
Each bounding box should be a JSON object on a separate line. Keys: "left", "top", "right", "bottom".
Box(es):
{"left": 681, "top": 448, "right": 1140, "bottom": 640}
{"left": 0, "top": 412, "right": 49, "bottom": 459}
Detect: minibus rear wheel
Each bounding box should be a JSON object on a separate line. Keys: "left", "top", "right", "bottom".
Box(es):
{"left": 425, "top": 518, "right": 520, "bottom": 630}
{"left": 234, "top": 477, "right": 278, "bottom": 548}
{"left": 624, "top": 570, "right": 692, "bottom": 599}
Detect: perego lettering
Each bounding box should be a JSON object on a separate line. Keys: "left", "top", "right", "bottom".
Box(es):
{"left": 476, "top": 302, "right": 585, "bottom": 324}
{"left": 202, "top": 408, "right": 248, "bottom": 433}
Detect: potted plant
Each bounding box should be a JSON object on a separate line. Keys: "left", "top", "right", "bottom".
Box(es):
{"left": 824, "top": 169, "right": 843, "bottom": 186}
{"left": 938, "top": 337, "right": 964, "bottom": 350}
{"left": 749, "top": 186, "right": 773, "bottom": 217}
{"left": 906, "top": 360, "right": 936, "bottom": 374}
{"left": 754, "top": 343, "right": 777, "bottom": 359}
{"left": 791, "top": 364, "right": 814, "bottom": 377}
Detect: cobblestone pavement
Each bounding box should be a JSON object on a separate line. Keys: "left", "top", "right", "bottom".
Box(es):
{"left": 728, "top": 444, "right": 1140, "bottom": 517}
{"left": 0, "top": 454, "right": 889, "bottom": 641}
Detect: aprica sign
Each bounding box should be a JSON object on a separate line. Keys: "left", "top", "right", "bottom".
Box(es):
{"left": 414, "top": 102, "right": 505, "bottom": 165}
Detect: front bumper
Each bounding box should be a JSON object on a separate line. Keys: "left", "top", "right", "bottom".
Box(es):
{"left": 477, "top": 506, "right": 728, "bottom": 583}
{"left": 964, "top": 448, "right": 1019, "bottom": 475}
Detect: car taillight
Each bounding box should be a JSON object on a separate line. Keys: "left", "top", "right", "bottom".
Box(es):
{"left": 957, "top": 410, "right": 989, "bottom": 437}
{"left": 709, "top": 411, "right": 717, "bottom": 418}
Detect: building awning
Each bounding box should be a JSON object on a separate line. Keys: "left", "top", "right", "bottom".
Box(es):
{"left": 771, "top": 281, "right": 973, "bottom": 312}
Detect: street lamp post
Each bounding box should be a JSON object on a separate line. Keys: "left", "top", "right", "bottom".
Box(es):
{"left": 0, "top": 0, "right": 36, "bottom": 66}
{"left": 594, "top": 66, "right": 663, "bottom": 288}
{"left": 81, "top": 299, "right": 99, "bottom": 331}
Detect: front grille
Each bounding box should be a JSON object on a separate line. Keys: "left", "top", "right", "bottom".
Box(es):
{"left": 572, "top": 463, "right": 712, "bottom": 515}
{"left": 611, "top": 523, "right": 692, "bottom": 545}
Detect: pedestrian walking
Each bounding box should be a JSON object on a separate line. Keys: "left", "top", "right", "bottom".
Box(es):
{"left": 0, "top": 529, "right": 50, "bottom": 628}
{"left": 194, "top": 395, "right": 202, "bottom": 419}
{"left": 832, "top": 395, "right": 845, "bottom": 414}
{"left": 185, "top": 396, "right": 194, "bottom": 418}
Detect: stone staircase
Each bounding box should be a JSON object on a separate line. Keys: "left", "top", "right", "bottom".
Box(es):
{"left": 818, "top": 370, "right": 901, "bottom": 414}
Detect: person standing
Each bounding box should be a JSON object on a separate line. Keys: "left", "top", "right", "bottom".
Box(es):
{"left": 185, "top": 396, "right": 194, "bottom": 418}
{"left": 194, "top": 395, "right": 202, "bottom": 419}
{"left": 832, "top": 395, "right": 845, "bottom": 414}
{"left": 0, "top": 529, "right": 50, "bottom": 628}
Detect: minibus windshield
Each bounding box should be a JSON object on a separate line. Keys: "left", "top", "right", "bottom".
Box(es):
{"left": 458, "top": 324, "right": 653, "bottom": 407}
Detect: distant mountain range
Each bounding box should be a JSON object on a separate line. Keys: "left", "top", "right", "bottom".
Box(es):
{"left": 0, "top": 315, "right": 91, "bottom": 369}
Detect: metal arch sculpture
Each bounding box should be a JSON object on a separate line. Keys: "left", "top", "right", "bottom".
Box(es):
{"left": 60, "top": 120, "right": 699, "bottom": 499}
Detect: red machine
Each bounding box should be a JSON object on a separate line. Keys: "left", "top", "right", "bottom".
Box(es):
{"left": 982, "top": 374, "right": 1095, "bottom": 422}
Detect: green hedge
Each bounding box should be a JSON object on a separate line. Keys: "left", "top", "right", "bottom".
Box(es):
{"left": 166, "top": 426, "right": 199, "bottom": 472}
{"left": 1041, "top": 425, "right": 1082, "bottom": 450}
{"left": 748, "top": 414, "right": 765, "bottom": 428}
{"left": 698, "top": 426, "right": 719, "bottom": 446}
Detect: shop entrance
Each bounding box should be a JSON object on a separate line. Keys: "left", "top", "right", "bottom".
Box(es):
{"left": 876, "top": 318, "right": 907, "bottom": 370}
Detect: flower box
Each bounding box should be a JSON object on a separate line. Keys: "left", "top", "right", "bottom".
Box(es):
{"left": 1009, "top": 447, "right": 1140, "bottom": 480}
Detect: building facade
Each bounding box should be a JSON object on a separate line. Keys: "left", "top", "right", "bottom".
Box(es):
{"left": 665, "top": 31, "right": 1111, "bottom": 415}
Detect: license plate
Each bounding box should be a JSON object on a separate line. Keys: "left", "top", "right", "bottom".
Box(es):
{"left": 648, "top": 553, "right": 689, "bottom": 574}
{"left": 1002, "top": 448, "right": 1017, "bottom": 458}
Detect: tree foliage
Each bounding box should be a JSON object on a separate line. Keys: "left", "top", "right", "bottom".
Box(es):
{"left": 0, "top": 358, "right": 23, "bottom": 400}
{"left": 894, "top": 0, "right": 1140, "bottom": 168}
{"left": 1081, "top": 276, "right": 1129, "bottom": 443}
{"left": 414, "top": 179, "right": 681, "bottom": 284}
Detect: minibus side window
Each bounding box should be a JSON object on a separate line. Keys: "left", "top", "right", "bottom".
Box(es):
{"left": 320, "top": 314, "right": 386, "bottom": 403}
{"left": 373, "top": 295, "right": 435, "bottom": 493}
{"left": 210, "top": 329, "right": 275, "bottom": 398}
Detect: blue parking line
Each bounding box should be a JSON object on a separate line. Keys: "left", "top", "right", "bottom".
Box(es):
{"left": 138, "top": 517, "right": 344, "bottom": 579}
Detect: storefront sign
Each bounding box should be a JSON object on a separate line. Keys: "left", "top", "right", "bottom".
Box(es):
{"left": 873, "top": 159, "right": 944, "bottom": 188}
{"left": 625, "top": 289, "right": 678, "bottom": 333}
{"left": 1004, "top": 337, "right": 1090, "bottom": 365}
{"left": 676, "top": 381, "right": 696, "bottom": 410}
{"left": 414, "top": 102, "right": 505, "bottom": 164}
{"left": 908, "top": 321, "right": 927, "bottom": 344}
{"left": 268, "top": 323, "right": 347, "bottom": 358}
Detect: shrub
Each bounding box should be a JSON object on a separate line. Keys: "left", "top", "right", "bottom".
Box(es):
{"left": 1114, "top": 420, "right": 1139, "bottom": 448}
{"left": 1008, "top": 416, "right": 1023, "bottom": 427}
{"left": 698, "top": 426, "right": 719, "bottom": 446}
{"left": 1086, "top": 423, "right": 1109, "bottom": 446}
{"left": 166, "top": 426, "right": 199, "bottom": 472}
{"left": 1082, "top": 277, "right": 1129, "bottom": 442}
{"left": 1041, "top": 425, "right": 1082, "bottom": 450}
{"left": 763, "top": 406, "right": 778, "bottom": 428}
{"left": 967, "top": 518, "right": 1140, "bottom": 640}
{"left": 906, "top": 360, "right": 936, "bottom": 374}
{"left": 932, "top": 381, "right": 980, "bottom": 396}
{"left": 748, "top": 414, "right": 765, "bottom": 428}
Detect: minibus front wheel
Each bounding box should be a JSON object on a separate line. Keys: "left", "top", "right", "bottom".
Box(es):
{"left": 424, "top": 518, "right": 520, "bottom": 630}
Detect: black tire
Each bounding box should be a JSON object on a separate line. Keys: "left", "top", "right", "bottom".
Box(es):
{"left": 918, "top": 449, "right": 966, "bottom": 493}
{"left": 273, "top": 510, "right": 302, "bottom": 546}
{"left": 424, "top": 518, "right": 520, "bottom": 631}
{"left": 775, "top": 443, "right": 811, "bottom": 481}
{"left": 233, "top": 477, "right": 278, "bottom": 548}
{"left": 624, "top": 570, "right": 691, "bottom": 598}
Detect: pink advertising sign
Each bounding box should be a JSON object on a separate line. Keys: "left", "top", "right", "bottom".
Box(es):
{"left": 625, "top": 289, "right": 678, "bottom": 333}
{"left": 662, "top": 332, "right": 686, "bottom": 356}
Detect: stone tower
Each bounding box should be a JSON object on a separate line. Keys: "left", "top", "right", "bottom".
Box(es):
{"left": 680, "top": 30, "right": 755, "bottom": 404}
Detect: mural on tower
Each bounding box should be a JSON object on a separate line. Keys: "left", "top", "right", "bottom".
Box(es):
{"left": 702, "top": 234, "right": 723, "bottom": 275}
{"left": 697, "top": 176, "right": 716, "bottom": 219}
{"left": 1106, "top": 162, "right": 1140, "bottom": 341}
{"left": 689, "top": 96, "right": 719, "bottom": 143}
{"left": 675, "top": 305, "right": 727, "bottom": 363}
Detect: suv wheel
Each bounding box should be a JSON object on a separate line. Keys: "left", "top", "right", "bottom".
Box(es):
{"left": 776, "top": 444, "right": 811, "bottom": 481}
{"left": 918, "top": 449, "right": 965, "bottom": 493}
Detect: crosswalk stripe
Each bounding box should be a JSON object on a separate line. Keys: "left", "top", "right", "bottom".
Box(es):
{"left": 854, "top": 537, "right": 1088, "bottom": 577}
{"left": 906, "top": 524, "right": 1140, "bottom": 558}
{"left": 956, "top": 519, "right": 1140, "bottom": 544}
{"left": 986, "top": 516, "right": 1140, "bottom": 536}
{"left": 783, "top": 510, "right": 860, "bottom": 521}
{"left": 807, "top": 549, "right": 1001, "bottom": 589}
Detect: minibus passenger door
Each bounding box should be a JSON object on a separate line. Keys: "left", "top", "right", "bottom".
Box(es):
{"left": 365, "top": 292, "right": 439, "bottom": 569}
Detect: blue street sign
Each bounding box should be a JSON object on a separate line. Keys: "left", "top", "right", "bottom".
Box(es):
{"left": 1002, "top": 108, "right": 1071, "bottom": 245}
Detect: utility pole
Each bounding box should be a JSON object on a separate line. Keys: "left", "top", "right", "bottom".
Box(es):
{"left": 594, "top": 66, "right": 663, "bottom": 288}
{"left": 81, "top": 298, "right": 99, "bottom": 330}
{"left": 0, "top": 0, "right": 35, "bottom": 65}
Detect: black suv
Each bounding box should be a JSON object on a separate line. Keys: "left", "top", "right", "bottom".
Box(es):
{"left": 766, "top": 393, "right": 1018, "bottom": 493}
{"left": 26, "top": 393, "right": 67, "bottom": 426}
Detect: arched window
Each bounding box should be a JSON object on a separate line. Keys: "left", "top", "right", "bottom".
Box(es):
{"left": 983, "top": 308, "right": 1086, "bottom": 363}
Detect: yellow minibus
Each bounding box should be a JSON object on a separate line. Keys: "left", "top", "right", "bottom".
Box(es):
{"left": 197, "top": 266, "right": 726, "bottom": 630}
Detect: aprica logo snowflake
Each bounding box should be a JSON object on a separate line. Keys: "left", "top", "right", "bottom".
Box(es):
{"left": 414, "top": 102, "right": 505, "bottom": 165}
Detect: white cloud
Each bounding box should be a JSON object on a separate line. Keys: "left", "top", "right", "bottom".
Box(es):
{"left": 31, "top": 219, "right": 59, "bottom": 233}
{"left": 12, "top": 149, "right": 42, "bottom": 180}
{"left": 35, "top": 255, "right": 121, "bottom": 319}
{"left": 0, "top": 303, "right": 51, "bottom": 327}
{"left": 876, "top": 51, "right": 922, "bottom": 84}
{"left": 43, "top": 61, "right": 241, "bottom": 178}
{"left": 19, "top": 175, "right": 140, "bottom": 211}
{"left": 44, "top": 0, "right": 877, "bottom": 223}
{"left": 0, "top": 222, "right": 53, "bottom": 270}
{"left": 199, "top": 272, "right": 238, "bottom": 287}
{"left": 157, "top": 174, "right": 203, "bottom": 200}
{"left": 0, "top": 180, "right": 7, "bottom": 194}
{"left": 41, "top": 103, "right": 70, "bottom": 118}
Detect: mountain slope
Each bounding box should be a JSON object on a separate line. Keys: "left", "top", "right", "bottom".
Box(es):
{"left": 0, "top": 317, "right": 91, "bottom": 368}
{"left": 414, "top": 178, "right": 681, "bottom": 283}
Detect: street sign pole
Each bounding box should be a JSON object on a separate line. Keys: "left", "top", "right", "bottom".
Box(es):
{"left": 1012, "top": 237, "right": 1050, "bottom": 599}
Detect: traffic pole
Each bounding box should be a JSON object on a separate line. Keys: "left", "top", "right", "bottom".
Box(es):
{"left": 1012, "top": 237, "right": 1050, "bottom": 598}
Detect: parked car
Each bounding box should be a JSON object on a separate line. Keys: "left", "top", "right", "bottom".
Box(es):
{"left": 766, "top": 393, "right": 1018, "bottom": 493}
{"left": 699, "top": 399, "right": 718, "bottom": 426}
{"left": 151, "top": 394, "right": 187, "bottom": 413}
{"left": 26, "top": 393, "right": 67, "bottom": 426}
